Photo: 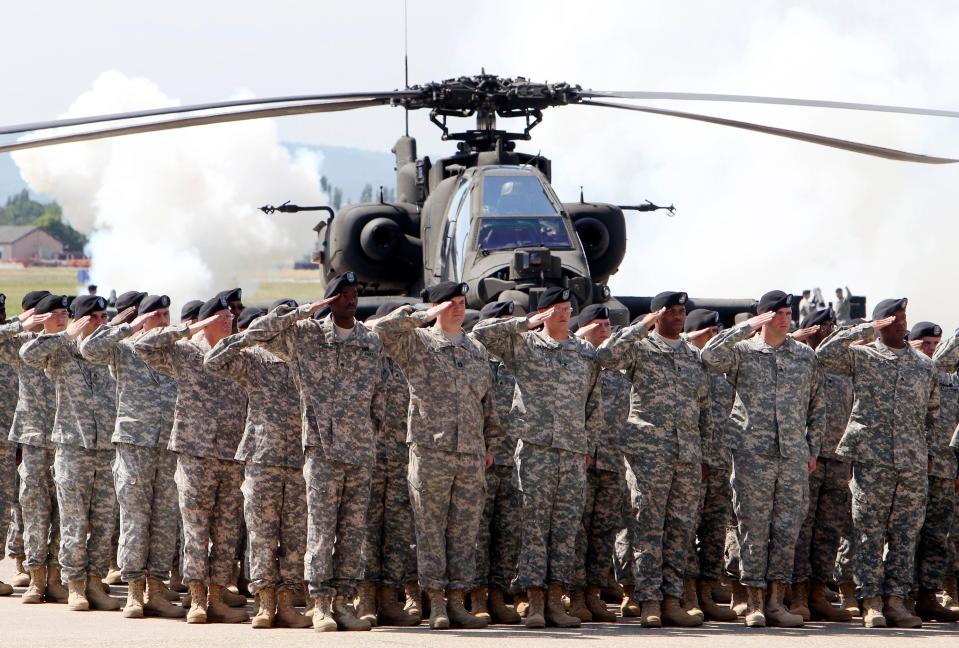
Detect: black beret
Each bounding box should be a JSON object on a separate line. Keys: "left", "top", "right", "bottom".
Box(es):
{"left": 312, "top": 306, "right": 331, "bottom": 320}
{"left": 872, "top": 297, "right": 908, "bottom": 320}
{"left": 650, "top": 291, "right": 688, "bottom": 312}
{"left": 22, "top": 290, "right": 50, "bottom": 310}
{"left": 800, "top": 307, "right": 835, "bottom": 329}
{"left": 324, "top": 272, "right": 358, "bottom": 299}
{"left": 115, "top": 291, "right": 147, "bottom": 312}
{"left": 909, "top": 321, "right": 942, "bottom": 341}
{"left": 421, "top": 281, "right": 468, "bottom": 304}
{"left": 577, "top": 304, "right": 610, "bottom": 325}
{"left": 198, "top": 294, "right": 231, "bottom": 321}
{"left": 374, "top": 300, "right": 408, "bottom": 319}
{"left": 684, "top": 308, "right": 721, "bottom": 333}
{"left": 537, "top": 285, "right": 571, "bottom": 309}
{"left": 36, "top": 294, "right": 70, "bottom": 315}
{"left": 217, "top": 288, "right": 242, "bottom": 304}
{"left": 237, "top": 307, "right": 266, "bottom": 331}
{"left": 72, "top": 295, "right": 108, "bottom": 319}
{"left": 269, "top": 298, "right": 298, "bottom": 312}
{"left": 479, "top": 300, "right": 515, "bottom": 321}
{"left": 180, "top": 300, "right": 203, "bottom": 322}
{"left": 757, "top": 290, "right": 793, "bottom": 314}
{"left": 139, "top": 295, "right": 170, "bottom": 315}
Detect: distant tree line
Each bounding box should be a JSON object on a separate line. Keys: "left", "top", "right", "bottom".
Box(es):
{"left": 0, "top": 190, "right": 88, "bottom": 253}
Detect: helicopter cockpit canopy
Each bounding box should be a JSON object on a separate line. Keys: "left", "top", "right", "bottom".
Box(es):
{"left": 475, "top": 170, "right": 574, "bottom": 252}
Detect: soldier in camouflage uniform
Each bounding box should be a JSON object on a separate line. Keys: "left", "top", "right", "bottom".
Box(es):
{"left": 204, "top": 302, "right": 311, "bottom": 630}
{"left": 79, "top": 294, "right": 184, "bottom": 619}
{"left": 472, "top": 285, "right": 600, "bottom": 629}
{"left": 597, "top": 292, "right": 709, "bottom": 628}
{"left": 788, "top": 308, "right": 854, "bottom": 622}
{"left": 702, "top": 291, "right": 823, "bottom": 628}
{"left": 570, "top": 304, "right": 626, "bottom": 624}
{"left": 469, "top": 300, "right": 526, "bottom": 625}
{"left": 0, "top": 294, "right": 17, "bottom": 597}
{"left": 375, "top": 281, "right": 499, "bottom": 630}
{"left": 917, "top": 322, "right": 959, "bottom": 622}
{"left": 817, "top": 298, "right": 937, "bottom": 628}
{"left": 245, "top": 274, "right": 389, "bottom": 632}
{"left": 134, "top": 295, "right": 249, "bottom": 624}
{"left": 20, "top": 294, "right": 121, "bottom": 612}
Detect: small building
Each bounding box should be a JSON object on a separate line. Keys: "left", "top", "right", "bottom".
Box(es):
{"left": 0, "top": 226, "right": 64, "bottom": 260}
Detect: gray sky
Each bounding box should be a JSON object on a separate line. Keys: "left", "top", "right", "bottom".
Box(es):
{"left": 4, "top": 1, "right": 959, "bottom": 326}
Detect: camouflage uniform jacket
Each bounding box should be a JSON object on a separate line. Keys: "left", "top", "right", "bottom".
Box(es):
{"left": 485, "top": 357, "right": 524, "bottom": 467}
{"left": 929, "top": 333, "right": 959, "bottom": 479}
{"left": 204, "top": 333, "right": 303, "bottom": 469}
{"left": 375, "top": 356, "right": 411, "bottom": 463}
{"left": 596, "top": 368, "right": 629, "bottom": 473}
{"left": 374, "top": 306, "right": 498, "bottom": 457}
{"left": 20, "top": 331, "right": 116, "bottom": 450}
{"left": 79, "top": 324, "right": 177, "bottom": 448}
{"left": 470, "top": 316, "right": 600, "bottom": 456}
{"left": 819, "top": 371, "right": 854, "bottom": 461}
{"left": 817, "top": 323, "right": 938, "bottom": 472}
{"left": 133, "top": 325, "right": 245, "bottom": 461}
{"left": 244, "top": 308, "right": 387, "bottom": 467}
{"left": 702, "top": 321, "right": 824, "bottom": 460}
{"left": 597, "top": 325, "right": 711, "bottom": 464}
{"left": 705, "top": 367, "right": 734, "bottom": 469}
{"left": 0, "top": 321, "right": 52, "bottom": 448}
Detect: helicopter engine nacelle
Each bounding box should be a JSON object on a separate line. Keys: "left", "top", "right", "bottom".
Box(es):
{"left": 563, "top": 202, "right": 627, "bottom": 283}
{"left": 319, "top": 202, "right": 422, "bottom": 294}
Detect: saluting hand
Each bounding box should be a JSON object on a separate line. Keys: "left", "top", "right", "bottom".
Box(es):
{"left": 17, "top": 308, "right": 35, "bottom": 323}
{"left": 110, "top": 307, "right": 136, "bottom": 326}
{"left": 66, "top": 316, "right": 90, "bottom": 340}
{"left": 574, "top": 321, "right": 600, "bottom": 339}
{"left": 308, "top": 295, "right": 340, "bottom": 313}
{"left": 640, "top": 307, "right": 665, "bottom": 329}
{"left": 686, "top": 327, "right": 714, "bottom": 341}
{"left": 872, "top": 316, "right": 897, "bottom": 331}
{"left": 526, "top": 307, "right": 555, "bottom": 327}
{"left": 130, "top": 310, "right": 160, "bottom": 333}
{"left": 425, "top": 300, "right": 453, "bottom": 321}
{"left": 909, "top": 340, "right": 924, "bottom": 351}
{"left": 188, "top": 310, "right": 232, "bottom": 336}
{"left": 746, "top": 311, "right": 775, "bottom": 331}
{"left": 790, "top": 325, "right": 820, "bottom": 342}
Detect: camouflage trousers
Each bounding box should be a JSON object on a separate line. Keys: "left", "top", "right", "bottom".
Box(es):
{"left": 613, "top": 490, "right": 634, "bottom": 586}
{"left": 915, "top": 475, "right": 955, "bottom": 590}
{"left": 53, "top": 444, "right": 117, "bottom": 583}
{"left": 174, "top": 453, "right": 244, "bottom": 586}
{"left": 511, "top": 442, "right": 586, "bottom": 591}
{"left": 686, "top": 465, "right": 733, "bottom": 581}
{"left": 363, "top": 458, "right": 416, "bottom": 588}
{"left": 113, "top": 443, "right": 178, "bottom": 582}
{"left": 18, "top": 444, "right": 60, "bottom": 569}
{"left": 793, "top": 457, "right": 851, "bottom": 584}
{"left": 724, "top": 527, "right": 741, "bottom": 578}
{"left": 408, "top": 443, "right": 484, "bottom": 591}
{"left": 730, "top": 452, "right": 808, "bottom": 588}
{"left": 475, "top": 463, "right": 522, "bottom": 591}
{"left": 574, "top": 468, "right": 625, "bottom": 589}
{"left": 834, "top": 534, "right": 856, "bottom": 584}
{"left": 7, "top": 501, "right": 24, "bottom": 560}
{"left": 304, "top": 449, "right": 371, "bottom": 598}
{"left": 850, "top": 463, "right": 926, "bottom": 598}
{"left": 952, "top": 498, "right": 959, "bottom": 577}
{"left": 624, "top": 453, "right": 698, "bottom": 601}
{"left": 0, "top": 443, "right": 15, "bottom": 515}
{"left": 242, "top": 462, "right": 306, "bottom": 594}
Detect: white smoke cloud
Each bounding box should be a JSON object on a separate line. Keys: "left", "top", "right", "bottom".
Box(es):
{"left": 12, "top": 70, "right": 325, "bottom": 307}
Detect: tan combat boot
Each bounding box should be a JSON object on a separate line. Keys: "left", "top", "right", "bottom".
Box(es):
{"left": 186, "top": 582, "right": 207, "bottom": 623}
{"left": 884, "top": 594, "right": 922, "bottom": 628}
{"left": 0, "top": 579, "right": 12, "bottom": 596}
{"left": 731, "top": 581, "right": 749, "bottom": 617}
{"left": 426, "top": 589, "right": 450, "bottom": 629}
{"left": 788, "top": 580, "right": 811, "bottom": 621}
{"left": 488, "top": 585, "right": 521, "bottom": 624}
{"left": 809, "top": 580, "right": 852, "bottom": 622}
{"left": 12, "top": 557, "right": 30, "bottom": 587}
{"left": 45, "top": 562, "right": 69, "bottom": 603}
{"left": 145, "top": 576, "right": 185, "bottom": 618}
{"left": 765, "top": 582, "right": 803, "bottom": 627}
{"left": 251, "top": 586, "right": 275, "bottom": 629}
{"left": 712, "top": 579, "right": 732, "bottom": 603}
{"left": 377, "top": 584, "right": 420, "bottom": 626}
{"left": 743, "top": 586, "right": 765, "bottom": 627}
{"left": 943, "top": 575, "right": 959, "bottom": 611}
{"left": 333, "top": 594, "right": 372, "bottom": 630}
{"left": 122, "top": 578, "right": 145, "bottom": 618}
{"left": 354, "top": 580, "right": 378, "bottom": 626}
{"left": 567, "top": 587, "right": 592, "bottom": 622}
{"left": 524, "top": 588, "right": 546, "bottom": 628}
{"left": 207, "top": 583, "right": 249, "bottom": 623}
{"left": 157, "top": 580, "right": 181, "bottom": 602}
{"left": 86, "top": 576, "right": 121, "bottom": 611}
{"left": 469, "top": 586, "right": 491, "bottom": 621}
{"left": 585, "top": 585, "right": 617, "bottom": 622}
{"left": 862, "top": 596, "right": 885, "bottom": 627}
{"left": 838, "top": 581, "right": 861, "bottom": 617}
{"left": 274, "top": 587, "right": 311, "bottom": 628}
{"left": 916, "top": 587, "right": 959, "bottom": 622}
{"left": 67, "top": 579, "right": 89, "bottom": 611}
{"left": 682, "top": 578, "right": 705, "bottom": 622}
{"left": 663, "top": 595, "right": 703, "bottom": 627}
{"left": 639, "top": 600, "right": 662, "bottom": 627}
{"left": 447, "top": 588, "right": 488, "bottom": 628}
{"left": 219, "top": 585, "right": 247, "bottom": 608}
{"left": 104, "top": 564, "right": 123, "bottom": 585}
{"left": 169, "top": 569, "right": 187, "bottom": 593}
{"left": 22, "top": 565, "right": 47, "bottom": 604}
{"left": 312, "top": 596, "right": 337, "bottom": 631}
{"left": 545, "top": 583, "right": 581, "bottom": 627}
{"left": 621, "top": 583, "right": 641, "bottom": 617}
{"left": 404, "top": 581, "right": 423, "bottom": 621}
{"left": 698, "top": 579, "right": 737, "bottom": 621}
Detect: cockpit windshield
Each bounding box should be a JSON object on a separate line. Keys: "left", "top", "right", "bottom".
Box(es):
{"left": 482, "top": 174, "right": 559, "bottom": 216}
{"left": 477, "top": 217, "right": 573, "bottom": 251}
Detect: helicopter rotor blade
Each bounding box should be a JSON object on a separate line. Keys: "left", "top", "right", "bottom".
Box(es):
{"left": 0, "top": 91, "right": 419, "bottom": 137}
{"left": 0, "top": 99, "right": 390, "bottom": 155}
{"left": 583, "top": 91, "right": 959, "bottom": 120}
{"left": 580, "top": 100, "right": 959, "bottom": 164}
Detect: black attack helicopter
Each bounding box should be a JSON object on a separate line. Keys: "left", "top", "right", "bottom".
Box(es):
{"left": 3, "top": 73, "right": 958, "bottom": 322}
